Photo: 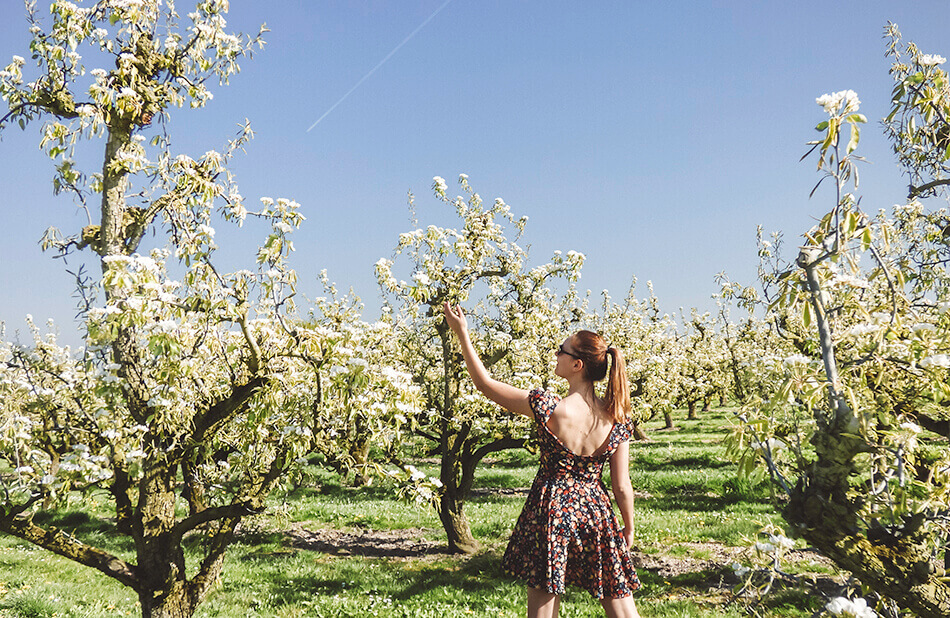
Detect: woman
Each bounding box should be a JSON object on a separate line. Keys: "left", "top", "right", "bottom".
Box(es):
{"left": 443, "top": 302, "right": 642, "bottom": 618}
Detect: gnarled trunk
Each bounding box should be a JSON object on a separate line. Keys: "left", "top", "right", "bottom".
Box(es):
{"left": 437, "top": 491, "right": 478, "bottom": 554}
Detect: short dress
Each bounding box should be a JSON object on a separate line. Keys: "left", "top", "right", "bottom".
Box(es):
{"left": 502, "top": 388, "right": 641, "bottom": 598}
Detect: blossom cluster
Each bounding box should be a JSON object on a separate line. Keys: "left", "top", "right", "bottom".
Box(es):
{"left": 816, "top": 90, "right": 861, "bottom": 115}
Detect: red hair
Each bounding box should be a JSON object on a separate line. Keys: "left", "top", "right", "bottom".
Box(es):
{"left": 570, "top": 330, "right": 630, "bottom": 423}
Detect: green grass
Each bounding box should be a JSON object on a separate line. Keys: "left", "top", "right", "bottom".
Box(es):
{"left": 0, "top": 407, "right": 822, "bottom": 618}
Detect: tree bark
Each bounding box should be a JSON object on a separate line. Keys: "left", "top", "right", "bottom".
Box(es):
{"left": 438, "top": 491, "right": 478, "bottom": 554}
{"left": 687, "top": 399, "right": 698, "bottom": 420}
{"left": 134, "top": 462, "right": 192, "bottom": 618}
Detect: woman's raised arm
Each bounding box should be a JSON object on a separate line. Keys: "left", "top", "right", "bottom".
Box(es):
{"left": 442, "top": 302, "right": 532, "bottom": 418}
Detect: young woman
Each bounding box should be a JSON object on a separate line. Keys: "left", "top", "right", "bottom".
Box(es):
{"left": 443, "top": 302, "right": 642, "bottom": 618}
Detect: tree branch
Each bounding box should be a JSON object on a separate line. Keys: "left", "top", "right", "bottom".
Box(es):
{"left": 908, "top": 177, "right": 950, "bottom": 198}
{"left": 0, "top": 513, "right": 137, "bottom": 588}
{"left": 170, "top": 501, "right": 262, "bottom": 544}
{"left": 191, "top": 376, "right": 267, "bottom": 445}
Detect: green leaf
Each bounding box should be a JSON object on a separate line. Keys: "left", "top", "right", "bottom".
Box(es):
{"left": 848, "top": 113, "right": 867, "bottom": 124}
{"left": 908, "top": 72, "right": 925, "bottom": 84}
{"left": 847, "top": 123, "right": 860, "bottom": 154}
{"left": 862, "top": 227, "right": 872, "bottom": 251}
{"left": 845, "top": 211, "right": 857, "bottom": 236}
{"left": 803, "top": 302, "right": 812, "bottom": 329}
{"left": 815, "top": 120, "right": 829, "bottom": 131}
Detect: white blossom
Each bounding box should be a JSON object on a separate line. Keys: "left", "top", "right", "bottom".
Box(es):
{"left": 783, "top": 354, "right": 810, "bottom": 366}
{"left": 920, "top": 354, "right": 950, "bottom": 368}
{"left": 816, "top": 90, "right": 861, "bottom": 114}
{"left": 919, "top": 54, "right": 947, "bottom": 66}
{"left": 825, "top": 596, "right": 876, "bottom": 618}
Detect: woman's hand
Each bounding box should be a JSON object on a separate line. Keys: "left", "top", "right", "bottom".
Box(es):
{"left": 622, "top": 526, "right": 636, "bottom": 550}
{"left": 443, "top": 302, "right": 468, "bottom": 337}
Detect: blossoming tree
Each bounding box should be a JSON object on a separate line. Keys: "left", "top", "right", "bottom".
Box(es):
{"left": 670, "top": 309, "right": 729, "bottom": 420}
{"left": 731, "top": 29, "right": 950, "bottom": 616}
{"left": 0, "top": 3, "right": 416, "bottom": 617}
{"left": 376, "top": 175, "right": 585, "bottom": 553}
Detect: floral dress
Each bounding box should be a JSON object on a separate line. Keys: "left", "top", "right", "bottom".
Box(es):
{"left": 502, "top": 388, "right": 641, "bottom": 598}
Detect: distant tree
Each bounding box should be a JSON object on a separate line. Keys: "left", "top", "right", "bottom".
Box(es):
{"left": 0, "top": 3, "right": 416, "bottom": 617}
{"left": 376, "top": 175, "right": 584, "bottom": 553}
{"left": 671, "top": 309, "right": 727, "bottom": 420}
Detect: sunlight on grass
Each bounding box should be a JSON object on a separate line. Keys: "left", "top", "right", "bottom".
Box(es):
{"left": 0, "top": 406, "right": 820, "bottom": 617}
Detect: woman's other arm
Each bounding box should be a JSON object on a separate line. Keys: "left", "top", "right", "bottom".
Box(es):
{"left": 609, "top": 439, "right": 636, "bottom": 548}
{"left": 442, "top": 302, "right": 532, "bottom": 418}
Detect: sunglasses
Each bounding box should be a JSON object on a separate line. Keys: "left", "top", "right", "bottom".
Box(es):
{"left": 556, "top": 343, "right": 582, "bottom": 360}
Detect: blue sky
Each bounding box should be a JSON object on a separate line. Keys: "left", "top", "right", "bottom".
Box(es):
{"left": 1, "top": 1, "right": 949, "bottom": 346}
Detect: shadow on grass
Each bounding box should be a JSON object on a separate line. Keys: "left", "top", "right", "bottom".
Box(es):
{"left": 647, "top": 490, "right": 768, "bottom": 513}
{"left": 631, "top": 454, "right": 734, "bottom": 472}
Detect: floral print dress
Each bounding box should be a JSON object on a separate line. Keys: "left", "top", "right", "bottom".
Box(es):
{"left": 502, "top": 388, "right": 641, "bottom": 598}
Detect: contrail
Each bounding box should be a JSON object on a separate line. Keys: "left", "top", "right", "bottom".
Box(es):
{"left": 306, "top": 0, "right": 454, "bottom": 132}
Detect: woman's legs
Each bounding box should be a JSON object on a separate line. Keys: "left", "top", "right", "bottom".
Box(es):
{"left": 600, "top": 595, "right": 641, "bottom": 618}
{"left": 527, "top": 586, "right": 561, "bottom": 618}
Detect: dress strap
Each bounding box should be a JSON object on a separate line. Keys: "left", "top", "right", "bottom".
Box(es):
{"left": 528, "top": 388, "right": 558, "bottom": 425}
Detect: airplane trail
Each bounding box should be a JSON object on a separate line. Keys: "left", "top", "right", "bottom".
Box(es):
{"left": 306, "top": 0, "right": 454, "bottom": 133}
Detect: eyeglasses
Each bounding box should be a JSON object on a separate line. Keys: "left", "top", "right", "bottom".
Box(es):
{"left": 556, "top": 343, "right": 582, "bottom": 360}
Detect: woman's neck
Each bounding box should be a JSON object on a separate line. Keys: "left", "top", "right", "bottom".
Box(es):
{"left": 566, "top": 377, "right": 597, "bottom": 405}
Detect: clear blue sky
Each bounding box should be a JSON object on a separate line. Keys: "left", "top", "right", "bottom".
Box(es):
{"left": 1, "top": 1, "right": 949, "bottom": 347}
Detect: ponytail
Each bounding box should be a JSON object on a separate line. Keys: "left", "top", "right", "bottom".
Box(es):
{"left": 603, "top": 347, "right": 631, "bottom": 424}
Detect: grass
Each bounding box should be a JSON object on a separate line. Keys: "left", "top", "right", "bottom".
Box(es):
{"left": 0, "top": 407, "right": 828, "bottom": 617}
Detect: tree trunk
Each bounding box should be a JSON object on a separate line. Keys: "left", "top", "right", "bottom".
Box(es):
{"left": 702, "top": 393, "right": 712, "bottom": 412}
{"left": 349, "top": 419, "right": 372, "bottom": 486}
{"left": 663, "top": 410, "right": 674, "bottom": 429}
{"left": 138, "top": 587, "right": 193, "bottom": 618}
{"left": 134, "top": 463, "right": 194, "bottom": 618}
{"left": 631, "top": 422, "right": 648, "bottom": 441}
{"left": 719, "top": 393, "right": 727, "bottom": 407}
{"left": 782, "top": 253, "right": 950, "bottom": 616}
{"left": 438, "top": 489, "right": 478, "bottom": 554}
{"left": 785, "top": 456, "right": 950, "bottom": 616}
{"left": 687, "top": 400, "right": 698, "bottom": 420}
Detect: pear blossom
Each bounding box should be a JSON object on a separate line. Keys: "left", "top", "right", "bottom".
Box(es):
{"left": 783, "top": 354, "right": 810, "bottom": 366}
{"left": 919, "top": 54, "right": 946, "bottom": 66}
{"left": 825, "top": 596, "right": 876, "bottom": 618}
{"left": 920, "top": 354, "right": 950, "bottom": 368}
{"left": 816, "top": 90, "right": 861, "bottom": 114}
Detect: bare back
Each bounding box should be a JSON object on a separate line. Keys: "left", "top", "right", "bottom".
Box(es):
{"left": 545, "top": 393, "right": 616, "bottom": 457}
